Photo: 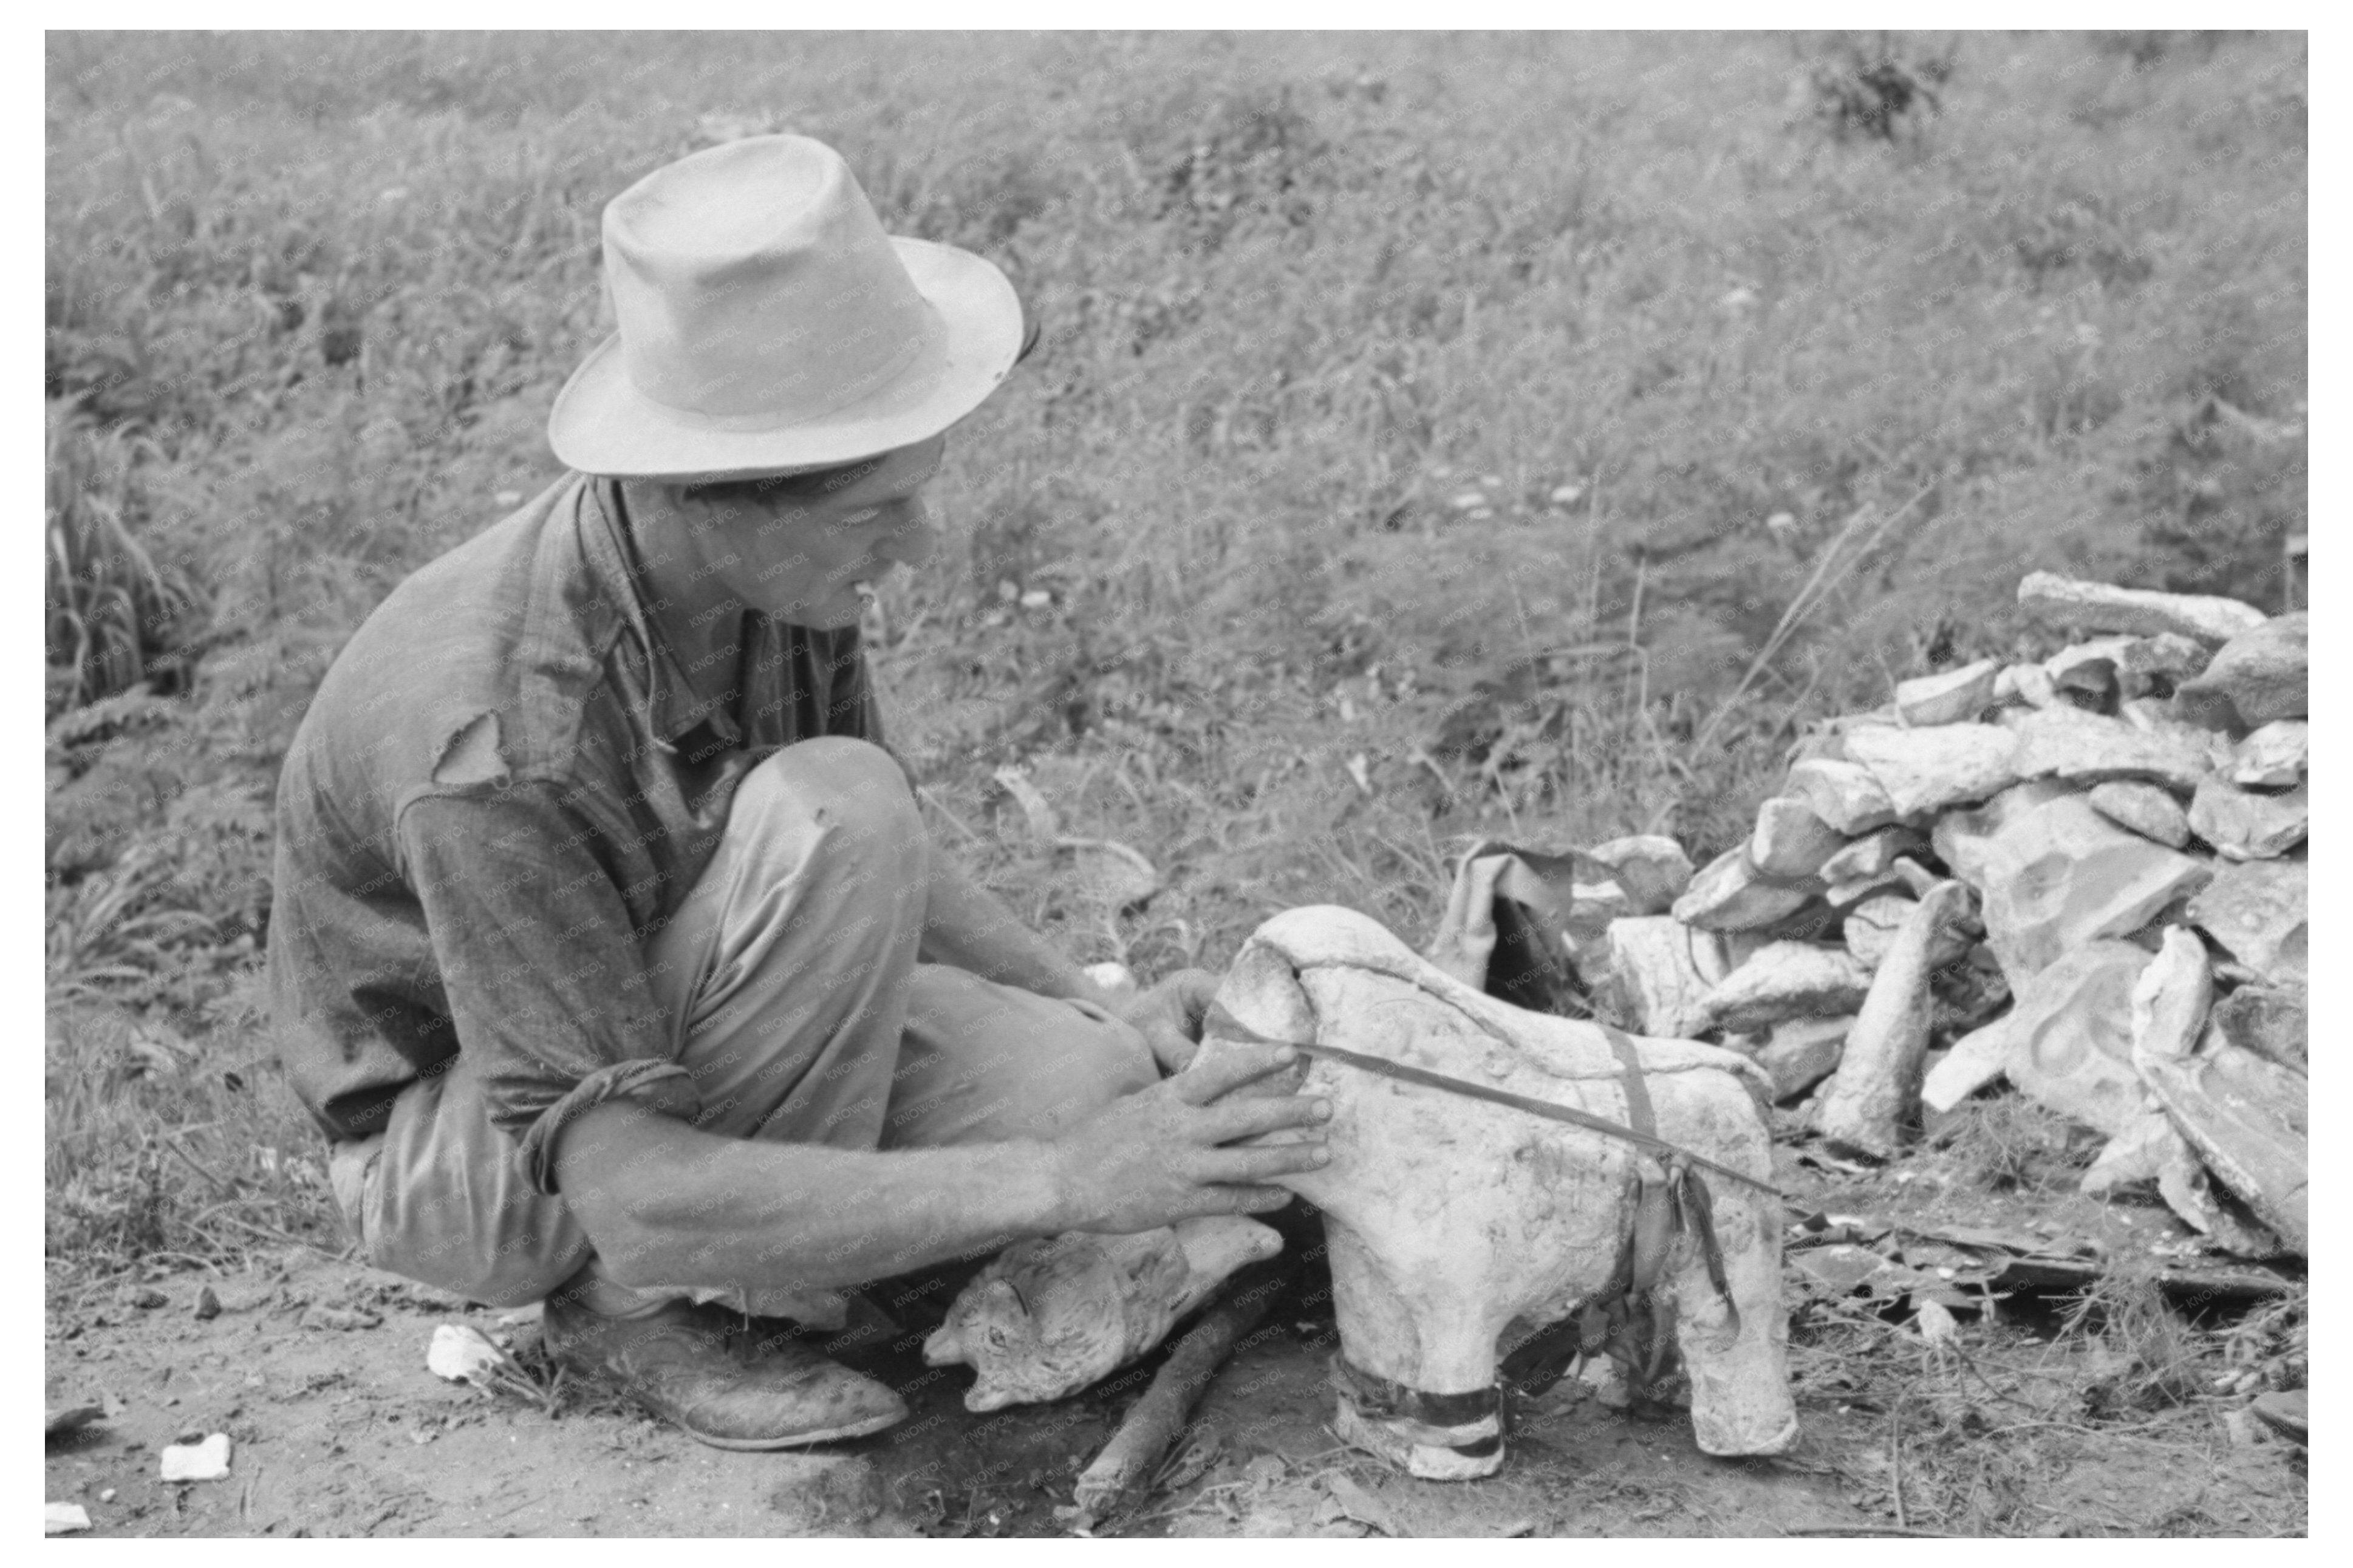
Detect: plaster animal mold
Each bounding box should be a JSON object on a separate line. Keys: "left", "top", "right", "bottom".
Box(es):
{"left": 924, "top": 1216, "right": 1282, "bottom": 1412}
{"left": 1197, "top": 906, "right": 1795, "bottom": 1479}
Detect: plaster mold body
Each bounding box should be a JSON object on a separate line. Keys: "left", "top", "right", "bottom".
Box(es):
{"left": 1198, "top": 907, "right": 1795, "bottom": 1479}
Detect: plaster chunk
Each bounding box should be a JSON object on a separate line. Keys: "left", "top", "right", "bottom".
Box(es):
{"left": 1670, "top": 848, "right": 1817, "bottom": 932}
{"left": 1699, "top": 941, "right": 1873, "bottom": 1031}
{"left": 1843, "top": 892, "right": 1974, "bottom": 971}
{"left": 2210, "top": 984, "right": 2306, "bottom": 1073}
{"left": 1756, "top": 1015, "right": 1851, "bottom": 1103}
{"left": 2113, "top": 632, "right": 2210, "bottom": 695}
{"left": 2230, "top": 721, "right": 2307, "bottom": 789}
{"left": 2176, "top": 613, "right": 2307, "bottom": 728}
{"left": 1992, "top": 661, "right": 2058, "bottom": 709}
{"left": 1896, "top": 659, "right": 2000, "bottom": 726}
{"left": 1600, "top": 915, "right": 1729, "bottom": 1038}
{"left": 2016, "top": 570, "right": 2267, "bottom": 646}
{"left": 2007, "top": 704, "right": 2213, "bottom": 794}
{"left": 1747, "top": 797, "right": 1847, "bottom": 881}
{"left": 1783, "top": 757, "right": 1897, "bottom": 835}
{"left": 925, "top": 1218, "right": 1283, "bottom": 1411}
{"left": 2086, "top": 780, "right": 2191, "bottom": 848}
{"left": 1817, "top": 882, "right": 1971, "bottom": 1160}
{"left": 1936, "top": 792, "right": 2210, "bottom": 984}
{"left": 1841, "top": 723, "right": 2020, "bottom": 819}
{"left": 2129, "top": 925, "right": 2211, "bottom": 1071}
{"left": 1921, "top": 941, "right": 2151, "bottom": 1133}
{"left": 2045, "top": 636, "right": 2137, "bottom": 703}
{"left": 2186, "top": 861, "right": 2307, "bottom": 986}
{"left": 2188, "top": 780, "right": 2307, "bottom": 861}
{"left": 2140, "top": 1044, "right": 2309, "bottom": 1255}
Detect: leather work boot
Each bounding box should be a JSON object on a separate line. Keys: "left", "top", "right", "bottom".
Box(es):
{"left": 543, "top": 1292, "right": 909, "bottom": 1450}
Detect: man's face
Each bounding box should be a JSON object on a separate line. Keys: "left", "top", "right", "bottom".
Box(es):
{"left": 659, "top": 435, "right": 946, "bottom": 630}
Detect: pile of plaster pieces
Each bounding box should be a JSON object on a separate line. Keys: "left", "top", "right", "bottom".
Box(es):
{"left": 1551, "top": 570, "right": 2306, "bottom": 1260}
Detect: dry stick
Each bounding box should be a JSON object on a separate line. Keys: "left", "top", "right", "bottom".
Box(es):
{"left": 1071, "top": 1258, "right": 1291, "bottom": 1531}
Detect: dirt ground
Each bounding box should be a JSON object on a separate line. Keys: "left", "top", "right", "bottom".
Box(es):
{"left": 46, "top": 1122, "right": 2307, "bottom": 1541}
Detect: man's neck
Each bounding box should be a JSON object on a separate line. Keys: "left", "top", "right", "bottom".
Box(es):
{"left": 612, "top": 479, "right": 750, "bottom": 721}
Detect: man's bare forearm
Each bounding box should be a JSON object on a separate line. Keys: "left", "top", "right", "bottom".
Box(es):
{"left": 553, "top": 1097, "right": 1069, "bottom": 1293}
{"left": 918, "top": 851, "right": 1098, "bottom": 1001}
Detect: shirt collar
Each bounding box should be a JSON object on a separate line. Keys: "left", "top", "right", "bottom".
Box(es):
{"left": 579, "top": 476, "right": 743, "bottom": 750}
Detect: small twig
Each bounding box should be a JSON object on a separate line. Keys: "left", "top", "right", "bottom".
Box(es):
{"left": 1071, "top": 1259, "right": 1289, "bottom": 1531}
{"left": 1889, "top": 1409, "right": 1907, "bottom": 1530}
{"left": 1784, "top": 1525, "right": 1953, "bottom": 1538}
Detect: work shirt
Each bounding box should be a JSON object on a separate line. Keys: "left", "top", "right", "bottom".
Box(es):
{"left": 266, "top": 473, "right": 886, "bottom": 1193}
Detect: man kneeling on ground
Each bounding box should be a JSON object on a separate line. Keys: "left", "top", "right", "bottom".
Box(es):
{"left": 267, "top": 134, "right": 1330, "bottom": 1449}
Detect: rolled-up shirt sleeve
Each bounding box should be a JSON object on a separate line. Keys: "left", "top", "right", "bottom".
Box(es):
{"left": 398, "top": 783, "right": 699, "bottom": 1195}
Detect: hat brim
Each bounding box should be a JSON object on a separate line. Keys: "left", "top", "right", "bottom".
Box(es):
{"left": 546, "top": 237, "right": 1023, "bottom": 480}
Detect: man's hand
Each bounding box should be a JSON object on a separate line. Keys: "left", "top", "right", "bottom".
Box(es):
{"left": 1046, "top": 1043, "right": 1331, "bottom": 1233}
{"left": 1107, "top": 968, "right": 1220, "bottom": 1075}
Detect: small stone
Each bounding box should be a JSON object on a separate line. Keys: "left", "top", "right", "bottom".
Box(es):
{"left": 46, "top": 1502, "right": 92, "bottom": 1536}
{"left": 1755, "top": 1015, "right": 1851, "bottom": 1103}
{"left": 159, "top": 1433, "right": 233, "bottom": 1483}
{"left": 2210, "top": 984, "right": 2306, "bottom": 1073}
{"left": 2046, "top": 636, "right": 2137, "bottom": 703}
{"left": 1670, "top": 848, "right": 1817, "bottom": 932}
{"left": 1992, "top": 661, "right": 2058, "bottom": 709}
{"left": 2188, "top": 780, "right": 2307, "bottom": 861}
{"left": 1747, "top": 797, "right": 1848, "bottom": 880}
{"left": 2086, "top": 781, "right": 2191, "bottom": 848}
{"left": 1843, "top": 893, "right": 1973, "bottom": 970}
{"left": 98, "top": 1488, "right": 115, "bottom": 1504}
{"left": 2232, "top": 721, "right": 2307, "bottom": 788}
{"left": 1896, "top": 659, "right": 2000, "bottom": 726}
{"left": 2016, "top": 571, "right": 2267, "bottom": 646}
{"left": 1699, "top": 941, "right": 1873, "bottom": 1031}
{"left": 125, "top": 1287, "right": 167, "bottom": 1311}
{"left": 193, "top": 1286, "right": 222, "bottom": 1321}
{"left": 1842, "top": 723, "right": 2020, "bottom": 819}
{"left": 2177, "top": 613, "right": 2306, "bottom": 728}
{"left": 1449, "top": 491, "right": 1487, "bottom": 511}
{"left": 1784, "top": 757, "right": 1897, "bottom": 835}
{"left": 2187, "top": 861, "right": 2306, "bottom": 987}
{"left": 1819, "top": 827, "right": 1928, "bottom": 902}
{"left": 2008, "top": 704, "right": 2213, "bottom": 795}
{"left": 1549, "top": 483, "right": 1585, "bottom": 506}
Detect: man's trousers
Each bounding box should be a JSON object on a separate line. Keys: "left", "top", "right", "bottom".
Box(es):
{"left": 326, "top": 737, "right": 1156, "bottom": 1318}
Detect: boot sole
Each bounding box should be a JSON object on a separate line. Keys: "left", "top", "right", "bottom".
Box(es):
{"left": 672, "top": 1403, "right": 909, "bottom": 1451}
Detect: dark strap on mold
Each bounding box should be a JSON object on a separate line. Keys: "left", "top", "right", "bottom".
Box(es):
{"left": 1204, "top": 1004, "right": 1782, "bottom": 1198}
{"left": 1330, "top": 1352, "right": 1503, "bottom": 1450}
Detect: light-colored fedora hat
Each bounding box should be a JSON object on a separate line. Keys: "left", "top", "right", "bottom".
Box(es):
{"left": 547, "top": 135, "right": 1024, "bottom": 480}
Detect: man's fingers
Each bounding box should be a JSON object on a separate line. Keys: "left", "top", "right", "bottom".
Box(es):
{"left": 1187, "top": 1184, "right": 1296, "bottom": 1218}
{"left": 1170, "top": 1041, "right": 1300, "bottom": 1105}
{"left": 1198, "top": 1142, "right": 1332, "bottom": 1184}
{"left": 1199, "top": 1092, "right": 1330, "bottom": 1143}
